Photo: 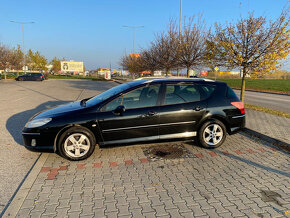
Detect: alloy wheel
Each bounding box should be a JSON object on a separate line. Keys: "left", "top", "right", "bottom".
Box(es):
{"left": 203, "top": 124, "right": 223, "bottom": 146}
{"left": 64, "top": 133, "right": 90, "bottom": 158}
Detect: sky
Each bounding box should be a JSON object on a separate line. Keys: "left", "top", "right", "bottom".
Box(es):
{"left": 0, "top": 0, "right": 288, "bottom": 70}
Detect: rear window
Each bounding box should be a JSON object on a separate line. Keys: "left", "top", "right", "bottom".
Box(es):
{"left": 226, "top": 86, "right": 238, "bottom": 99}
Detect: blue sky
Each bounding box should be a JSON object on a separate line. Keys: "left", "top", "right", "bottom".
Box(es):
{"left": 0, "top": 0, "right": 288, "bottom": 70}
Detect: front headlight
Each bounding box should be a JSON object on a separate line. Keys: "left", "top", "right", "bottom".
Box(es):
{"left": 25, "top": 118, "right": 52, "bottom": 128}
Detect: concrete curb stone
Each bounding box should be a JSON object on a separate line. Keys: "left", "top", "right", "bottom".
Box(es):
{"left": 2, "top": 153, "right": 49, "bottom": 218}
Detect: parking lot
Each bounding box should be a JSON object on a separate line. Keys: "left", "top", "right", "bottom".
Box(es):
{"left": 1, "top": 79, "right": 289, "bottom": 217}
{"left": 0, "top": 79, "right": 116, "bottom": 214}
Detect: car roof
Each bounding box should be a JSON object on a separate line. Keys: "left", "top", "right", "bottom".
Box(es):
{"left": 128, "top": 77, "right": 225, "bottom": 86}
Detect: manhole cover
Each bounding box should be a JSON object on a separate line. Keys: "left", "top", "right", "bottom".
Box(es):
{"left": 143, "top": 144, "right": 195, "bottom": 161}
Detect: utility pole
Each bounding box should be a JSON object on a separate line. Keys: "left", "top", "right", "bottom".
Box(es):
{"left": 179, "top": 0, "right": 182, "bottom": 37}
{"left": 10, "top": 21, "right": 35, "bottom": 74}
{"left": 177, "top": 0, "right": 182, "bottom": 77}
{"left": 122, "top": 25, "right": 144, "bottom": 53}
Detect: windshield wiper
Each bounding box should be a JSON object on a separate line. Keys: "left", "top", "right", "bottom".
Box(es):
{"left": 80, "top": 96, "right": 94, "bottom": 107}
{"left": 80, "top": 99, "right": 87, "bottom": 107}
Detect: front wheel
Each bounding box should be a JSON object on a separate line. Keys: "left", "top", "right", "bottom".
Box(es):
{"left": 57, "top": 127, "right": 96, "bottom": 161}
{"left": 198, "top": 119, "right": 227, "bottom": 149}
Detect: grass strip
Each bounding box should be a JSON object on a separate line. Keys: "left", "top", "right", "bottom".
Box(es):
{"left": 245, "top": 103, "right": 290, "bottom": 118}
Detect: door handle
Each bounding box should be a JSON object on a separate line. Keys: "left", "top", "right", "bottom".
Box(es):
{"left": 193, "top": 106, "right": 202, "bottom": 111}
{"left": 147, "top": 111, "right": 157, "bottom": 116}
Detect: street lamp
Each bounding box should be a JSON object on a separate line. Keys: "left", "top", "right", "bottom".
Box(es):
{"left": 10, "top": 20, "right": 35, "bottom": 73}
{"left": 179, "top": 0, "right": 182, "bottom": 36}
{"left": 122, "top": 25, "right": 144, "bottom": 54}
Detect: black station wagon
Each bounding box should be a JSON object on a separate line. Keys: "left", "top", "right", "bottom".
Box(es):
{"left": 22, "top": 78, "right": 245, "bottom": 160}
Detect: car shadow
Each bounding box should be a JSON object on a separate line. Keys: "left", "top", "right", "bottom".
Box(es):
{"left": 61, "top": 79, "right": 116, "bottom": 91}
{"left": 6, "top": 100, "right": 70, "bottom": 145}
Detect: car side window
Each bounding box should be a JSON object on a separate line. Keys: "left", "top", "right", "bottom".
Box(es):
{"left": 103, "top": 84, "right": 160, "bottom": 111}
{"left": 199, "top": 84, "right": 216, "bottom": 99}
{"left": 164, "top": 84, "right": 200, "bottom": 105}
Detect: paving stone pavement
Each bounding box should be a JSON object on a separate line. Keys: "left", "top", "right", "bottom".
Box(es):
{"left": 8, "top": 133, "right": 290, "bottom": 218}
{"left": 246, "top": 109, "right": 290, "bottom": 144}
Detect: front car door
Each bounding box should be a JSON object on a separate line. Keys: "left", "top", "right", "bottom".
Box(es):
{"left": 158, "top": 82, "right": 207, "bottom": 139}
{"left": 97, "top": 83, "right": 162, "bottom": 145}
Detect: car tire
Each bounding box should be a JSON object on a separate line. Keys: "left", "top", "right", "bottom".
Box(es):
{"left": 198, "top": 119, "right": 227, "bottom": 149}
{"left": 57, "top": 126, "right": 96, "bottom": 161}
{"left": 19, "top": 77, "right": 24, "bottom": 81}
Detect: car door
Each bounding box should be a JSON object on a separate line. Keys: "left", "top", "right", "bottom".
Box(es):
{"left": 158, "top": 82, "right": 207, "bottom": 139}
{"left": 97, "top": 83, "right": 162, "bottom": 145}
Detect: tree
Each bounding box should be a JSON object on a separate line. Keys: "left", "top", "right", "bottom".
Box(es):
{"left": 207, "top": 12, "right": 289, "bottom": 102}
{"left": 178, "top": 16, "right": 208, "bottom": 77}
{"left": 9, "top": 45, "right": 24, "bottom": 70}
{"left": 140, "top": 46, "right": 161, "bottom": 74}
{"left": 0, "top": 44, "right": 11, "bottom": 79}
{"left": 152, "top": 23, "right": 180, "bottom": 76}
{"left": 26, "top": 49, "right": 48, "bottom": 71}
{"left": 50, "top": 57, "right": 61, "bottom": 73}
{"left": 120, "top": 54, "right": 143, "bottom": 79}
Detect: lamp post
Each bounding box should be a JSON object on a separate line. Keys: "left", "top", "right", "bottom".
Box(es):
{"left": 177, "top": 0, "right": 182, "bottom": 77}
{"left": 10, "top": 21, "right": 34, "bottom": 74}
{"left": 122, "top": 25, "right": 144, "bottom": 54}
{"left": 179, "top": 0, "right": 182, "bottom": 37}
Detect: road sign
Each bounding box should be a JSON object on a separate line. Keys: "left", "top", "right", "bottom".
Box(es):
{"left": 214, "top": 67, "right": 219, "bottom": 71}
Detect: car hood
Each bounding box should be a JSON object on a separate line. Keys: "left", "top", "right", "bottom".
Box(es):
{"left": 32, "top": 101, "right": 85, "bottom": 120}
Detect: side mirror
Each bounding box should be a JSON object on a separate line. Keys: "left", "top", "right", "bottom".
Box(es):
{"left": 113, "top": 105, "right": 125, "bottom": 115}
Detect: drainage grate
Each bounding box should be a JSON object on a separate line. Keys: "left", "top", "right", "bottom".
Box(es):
{"left": 143, "top": 144, "right": 195, "bottom": 161}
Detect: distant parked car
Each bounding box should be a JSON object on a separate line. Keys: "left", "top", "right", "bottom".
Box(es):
{"left": 16, "top": 73, "right": 45, "bottom": 81}
{"left": 22, "top": 78, "right": 245, "bottom": 161}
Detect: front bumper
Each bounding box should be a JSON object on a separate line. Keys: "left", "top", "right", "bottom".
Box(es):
{"left": 22, "top": 132, "right": 54, "bottom": 151}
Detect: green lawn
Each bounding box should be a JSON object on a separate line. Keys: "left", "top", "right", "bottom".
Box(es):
{"left": 216, "top": 78, "right": 290, "bottom": 94}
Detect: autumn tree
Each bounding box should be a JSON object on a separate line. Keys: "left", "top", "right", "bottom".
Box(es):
{"left": 50, "top": 57, "right": 61, "bottom": 73}
{"left": 9, "top": 45, "right": 24, "bottom": 71}
{"left": 178, "top": 16, "right": 208, "bottom": 77}
{"left": 0, "top": 44, "right": 11, "bottom": 79}
{"left": 140, "top": 46, "right": 161, "bottom": 74}
{"left": 26, "top": 49, "right": 48, "bottom": 71}
{"left": 152, "top": 23, "right": 180, "bottom": 76}
{"left": 120, "top": 54, "right": 143, "bottom": 79}
{"left": 207, "top": 12, "right": 289, "bottom": 102}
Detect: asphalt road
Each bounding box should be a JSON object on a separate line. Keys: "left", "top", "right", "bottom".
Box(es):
{"left": 0, "top": 79, "right": 116, "bottom": 214}
{"left": 234, "top": 89, "right": 290, "bottom": 113}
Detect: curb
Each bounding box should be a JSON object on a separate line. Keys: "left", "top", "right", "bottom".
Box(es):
{"left": 2, "top": 153, "right": 49, "bottom": 218}
{"left": 242, "top": 128, "right": 290, "bottom": 152}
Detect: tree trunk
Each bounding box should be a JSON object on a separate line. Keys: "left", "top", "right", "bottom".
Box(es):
{"left": 131, "top": 72, "right": 135, "bottom": 80}
{"left": 187, "top": 68, "right": 190, "bottom": 77}
{"left": 240, "top": 67, "right": 246, "bottom": 102}
{"left": 4, "top": 71, "right": 7, "bottom": 80}
{"left": 165, "top": 69, "right": 169, "bottom": 76}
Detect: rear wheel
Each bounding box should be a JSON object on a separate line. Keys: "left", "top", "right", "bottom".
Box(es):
{"left": 57, "top": 127, "right": 96, "bottom": 161}
{"left": 198, "top": 119, "right": 226, "bottom": 148}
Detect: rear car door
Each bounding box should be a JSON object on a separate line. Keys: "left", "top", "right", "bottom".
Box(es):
{"left": 97, "top": 83, "right": 161, "bottom": 145}
{"left": 158, "top": 82, "right": 207, "bottom": 139}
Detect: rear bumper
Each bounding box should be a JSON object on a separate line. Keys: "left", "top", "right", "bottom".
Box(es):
{"left": 228, "top": 114, "right": 245, "bottom": 135}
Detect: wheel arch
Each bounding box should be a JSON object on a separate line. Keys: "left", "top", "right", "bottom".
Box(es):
{"left": 197, "top": 115, "right": 230, "bottom": 134}
{"left": 53, "top": 124, "right": 97, "bottom": 152}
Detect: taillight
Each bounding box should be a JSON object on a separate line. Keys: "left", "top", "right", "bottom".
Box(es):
{"left": 231, "top": 101, "right": 245, "bottom": 114}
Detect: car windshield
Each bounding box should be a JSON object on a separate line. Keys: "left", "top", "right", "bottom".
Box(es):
{"left": 85, "top": 83, "right": 131, "bottom": 107}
